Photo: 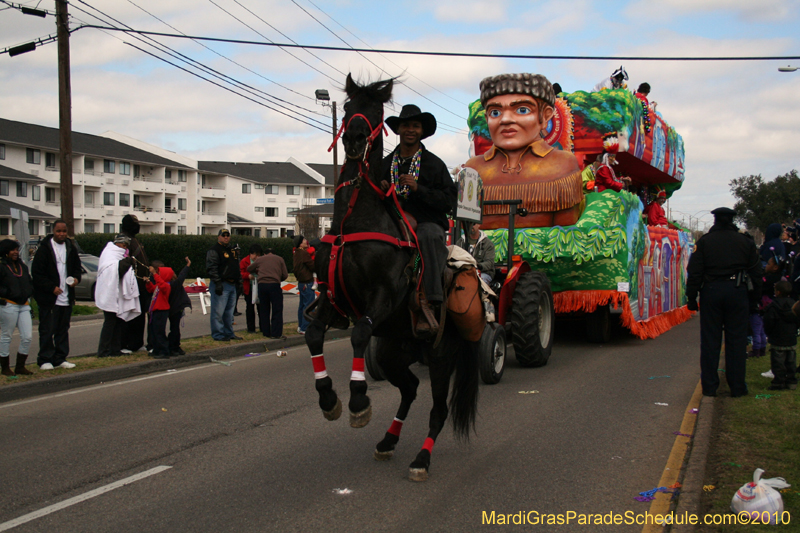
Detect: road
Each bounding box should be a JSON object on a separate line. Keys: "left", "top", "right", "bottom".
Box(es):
{"left": 0, "top": 317, "right": 703, "bottom": 532}
{"left": 5, "top": 293, "right": 301, "bottom": 361}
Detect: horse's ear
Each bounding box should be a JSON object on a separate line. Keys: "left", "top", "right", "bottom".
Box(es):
{"left": 345, "top": 73, "right": 358, "bottom": 99}
{"left": 374, "top": 78, "right": 394, "bottom": 103}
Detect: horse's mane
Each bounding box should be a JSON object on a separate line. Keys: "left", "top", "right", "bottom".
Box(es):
{"left": 344, "top": 73, "right": 395, "bottom": 104}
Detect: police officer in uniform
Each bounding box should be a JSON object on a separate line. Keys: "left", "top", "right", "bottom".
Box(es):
{"left": 686, "top": 207, "right": 762, "bottom": 397}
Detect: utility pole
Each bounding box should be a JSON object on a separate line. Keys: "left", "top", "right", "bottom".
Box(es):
{"left": 331, "top": 101, "right": 338, "bottom": 184}
{"left": 56, "top": 0, "right": 74, "bottom": 235}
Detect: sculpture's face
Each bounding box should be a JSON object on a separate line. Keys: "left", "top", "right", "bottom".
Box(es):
{"left": 485, "top": 94, "right": 553, "bottom": 153}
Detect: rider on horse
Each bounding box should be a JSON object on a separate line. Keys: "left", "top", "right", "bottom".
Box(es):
{"left": 380, "top": 105, "right": 457, "bottom": 336}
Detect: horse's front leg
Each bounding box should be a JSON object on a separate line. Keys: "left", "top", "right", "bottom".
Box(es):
{"left": 348, "top": 315, "right": 374, "bottom": 427}
{"left": 306, "top": 312, "right": 341, "bottom": 421}
{"left": 409, "top": 351, "right": 450, "bottom": 482}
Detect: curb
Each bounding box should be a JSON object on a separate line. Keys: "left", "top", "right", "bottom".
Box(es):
{"left": 0, "top": 328, "right": 353, "bottom": 404}
{"left": 671, "top": 395, "right": 715, "bottom": 533}
{"left": 31, "top": 312, "right": 103, "bottom": 326}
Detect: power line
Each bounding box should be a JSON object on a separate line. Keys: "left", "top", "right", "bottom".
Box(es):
{"left": 69, "top": 25, "right": 800, "bottom": 62}
{"left": 123, "top": 0, "right": 327, "bottom": 110}
{"left": 69, "top": 1, "right": 330, "bottom": 131}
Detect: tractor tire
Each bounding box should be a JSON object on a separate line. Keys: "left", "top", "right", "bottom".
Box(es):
{"left": 478, "top": 322, "right": 506, "bottom": 384}
{"left": 364, "top": 337, "right": 385, "bottom": 381}
{"left": 510, "top": 271, "right": 555, "bottom": 368}
{"left": 586, "top": 305, "right": 612, "bottom": 343}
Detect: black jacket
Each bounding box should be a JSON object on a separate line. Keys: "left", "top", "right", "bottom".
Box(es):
{"left": 0, "top": 258, "right": 34, "bottom": 305}
{"left": 381, "top": 144, "right": 456, "bottom": 230}
{"left": 206, "top": 242, "right": 241, "bottom": 284}
{"left": 31, "top": 235, "right": 82, "bottom": 307}
{"left": 763, "top": 296, "right": 800, "bottom": 347}
{"left": 686, "top": 223, "right": 762, "bottom": 303}
{"left": 168, "top": 265, "right": 192, "bottom": 316}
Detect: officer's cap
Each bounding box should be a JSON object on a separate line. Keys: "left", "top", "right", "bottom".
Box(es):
{"left": 711, "top": 207, "right": 736, "bottom": 217}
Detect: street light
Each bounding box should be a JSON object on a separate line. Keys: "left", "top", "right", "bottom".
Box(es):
{"left": 778, "top": 66, "right": 798, "bottom": 72}
{"left": 315, "top": 89, "right": 338, "bottom": 185}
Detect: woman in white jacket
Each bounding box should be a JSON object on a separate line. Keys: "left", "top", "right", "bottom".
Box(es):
{"left": 95, "top": 235, "right": 139, "bottom": 357}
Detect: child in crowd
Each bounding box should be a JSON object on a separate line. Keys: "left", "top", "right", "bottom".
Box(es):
{"left": 762, "top": 280, "right": 799, "bottom": 391}
{"left": 146, "top": 261, "right": 173, "bottom": 359}
{"left": 167, "top": 257, "right": 192, "bottom": 356}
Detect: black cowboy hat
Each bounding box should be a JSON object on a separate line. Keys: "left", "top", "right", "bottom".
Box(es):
{"left": 385, "top": 104, "right": 437, "bottom": 139}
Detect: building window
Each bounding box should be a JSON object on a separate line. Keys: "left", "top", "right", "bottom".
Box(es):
{"left": 267, "top": 229, "right": 279, "bottom": 238}
{"left": 178, "top": 170, "right": 187, "bottom": 182}
{"left": 84, "top": 159, "right": 95, "bottom": 172}
{"left": 133, "top": 164, "right": 140, "bottom": 178}
{"left": 119, "top": 193, "right": 130, "bottom": 207}
{"left": 287, "top": 207, "right": 299, "bottom": 216}
{"left": 0, "top": 180, "right": 8, "bottom": 196}
{"left": 286, "top": 185, "right": 300, "bottom": 195}
{"left": 45, "top": 188, "right": 56, "bottom": 203}
{"left": 254, "top": 184, "right": 265, "bottom": 189}
{"left": 165, "top": 225, "right": 173, "bottom": 235}
{"left": 178, "top": 198, "right": 187, "bottom": 211}
{"left": 103, "top": 160, "right": 115, "bottom": 173}
{"left": 254, "top": 207, "right": 264, "bottom": 212}
{"left": 201, "top": 226, "right": 208, "bottom": 235}
{"left": 165, "top": 170, "right": 172, "bottom": 182}
{"left": 0, "top": 219, "right": 8, "bottom": 235}
{"left": 32, "top": 185, "right": 40, "bottom": 202}
{"left": 103, "top": 192, "right": 115, "bottom": 206}
{"left": 26, "top": 148, "right": 41, "bottom": 165}
{"left": 254, "top": 228, "right": 261, "bottom": 237}
{"left": 0, "top": 144, "right": 5, "bottom": 160}
{"left": 16, "top": 181, "right": 27, "bottom": 198}
{"left": 265, "top": 207, "right": 278, "bottom": 217}
{"left": 103, "top": 223, "right": 115, "bottom": 234}
{"left": 242, "top": 184, "right": 251, "bottom": 194}
{"left": 85, "top": 223, "right": 95, "bottom": 233}
{"left": 178, "top": 226, "right": 187, "bottom": 235}
{"left": 265, "top": 185, "right": 278, "bottom": 194}
{"left": 46, "top": 152, "right": 57, "bottom": 169}
{"left": 120, "top": 162, "right": 131, "bottom": 175}
{"left": 84, "top": 191, "right": 94, "bottom": 206}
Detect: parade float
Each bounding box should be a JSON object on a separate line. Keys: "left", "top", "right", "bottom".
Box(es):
{"left": 463, "top": 74, "right": 693, "bottom": 367}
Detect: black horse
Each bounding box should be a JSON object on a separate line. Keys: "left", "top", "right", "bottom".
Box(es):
{"left": 304, "top": 74, "right": 480, "bottom": 482}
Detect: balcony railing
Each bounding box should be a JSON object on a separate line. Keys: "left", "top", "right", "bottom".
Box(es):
{"left": 201, "top": 210, "right": 226, "bottom": 216}
{"left": 164, "top": 207, "right": 178, "bottom": 214}
{"left": 134, "top": 206, "right": 163, "bottom": 213}
{"left": 133, "top": 176, "right": 162, "bottom": 183}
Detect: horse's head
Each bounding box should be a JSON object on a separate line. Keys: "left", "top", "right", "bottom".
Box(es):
{"left": 341, "top": 74, "right": 394, "bottom": 161}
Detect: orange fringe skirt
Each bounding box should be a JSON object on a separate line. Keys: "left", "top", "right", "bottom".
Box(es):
{"left": 554, "top": 290, "right": 695, "bottom": 340}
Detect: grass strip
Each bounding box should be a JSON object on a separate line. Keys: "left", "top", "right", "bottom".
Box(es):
{"left": 698, "top": 349, "right": 800, "bottom": 531}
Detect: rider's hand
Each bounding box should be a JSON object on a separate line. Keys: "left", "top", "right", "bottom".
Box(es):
{"left": 380, "top": 180, "right": 390, "bottom": 192}
{"left": 399, "top": 174, "right": 418, "bottom": 192}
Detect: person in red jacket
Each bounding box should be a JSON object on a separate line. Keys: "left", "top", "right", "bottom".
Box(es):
{"left": 644, "top": 190, "right": 669, "bottom": 226}
{"left": 146, "top": 264, "right": 173, "bottom": 359}
{"left": 239, "top": 244, "right": 262, "bottom": 334}
{"left": 595, "top": 133, "right": 631, "bottom": 193}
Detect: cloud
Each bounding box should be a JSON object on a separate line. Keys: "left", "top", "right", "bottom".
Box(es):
{"left": 626, "top": 0, "right": 795, "bottom": 21}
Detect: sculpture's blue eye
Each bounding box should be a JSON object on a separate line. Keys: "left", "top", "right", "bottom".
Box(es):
{"left": 488, "top": 109, "right": 501, "bottom": 118}
{"left": 516, "top": 106, "right": 531, "bottom": 115}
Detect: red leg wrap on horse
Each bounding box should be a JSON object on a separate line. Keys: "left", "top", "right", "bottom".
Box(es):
{"left": 388, "top": 418, "right": 404, "bottom": 437}
{"left": 311, "top": 354, "right": 327, "bottom": 379}
{"left": 351, "top": 357, "right": 365, "bottom": 381}
{"left": 421, "top": 437, "right": 434, "bottom": 453}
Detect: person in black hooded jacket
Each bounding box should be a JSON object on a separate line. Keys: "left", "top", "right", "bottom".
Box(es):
{"left": 0, "top": 239, "right": 35, "bottom": 376}
{"left": 119, "top": 214, "right": 151, "bottom": 353}
{"left": 763, "top": 280, "right": 799, "bottom": 390}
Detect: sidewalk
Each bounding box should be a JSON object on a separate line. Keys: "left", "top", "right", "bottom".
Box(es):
{"left": 0, "top": 328, "right": 353, "bottom": 404}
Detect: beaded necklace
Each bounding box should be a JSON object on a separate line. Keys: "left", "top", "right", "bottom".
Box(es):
{"left": 5, "top": 260, "right": 22, "bottom": 277}
{"left": 391, "top": 149, "right": 422, "bottom": 199}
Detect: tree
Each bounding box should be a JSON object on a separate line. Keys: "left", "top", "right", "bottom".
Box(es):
{"left": 730, "top": 170, "right": 800, "bottom": 231}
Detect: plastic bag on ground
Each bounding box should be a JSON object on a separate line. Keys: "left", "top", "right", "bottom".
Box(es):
{"left": 730, "top": 468, "right": 790, "bottom": 524}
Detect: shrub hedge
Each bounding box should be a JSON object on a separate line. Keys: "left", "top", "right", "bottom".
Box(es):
{"left": 74, "top": 234, "right": 294, "bottom": 280}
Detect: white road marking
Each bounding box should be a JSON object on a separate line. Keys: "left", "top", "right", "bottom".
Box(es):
{"left": 0, "top": 337, "right": 349, "bottom": 410}
{"left": 0, "top": 466, "right": 172, "bottom": 532}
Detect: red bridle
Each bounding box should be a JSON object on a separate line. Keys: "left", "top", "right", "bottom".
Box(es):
{"left": 318, "top": 112, "right": 422, "bottom": 320}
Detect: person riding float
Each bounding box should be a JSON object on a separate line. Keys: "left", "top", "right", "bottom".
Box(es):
{"left": 380, "top": 104, "right": 457, "bottom": 336}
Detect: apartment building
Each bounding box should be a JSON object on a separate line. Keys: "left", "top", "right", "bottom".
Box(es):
{"left": 0, "top": 118, "right": 335, "bottom": 239}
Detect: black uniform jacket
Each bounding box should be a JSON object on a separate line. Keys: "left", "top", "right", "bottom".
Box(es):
{"left": 31, "top": 235, "right": 82, "bottom": 307}
{"left": 686, "top": 223, "right": 762, "bottom": 303}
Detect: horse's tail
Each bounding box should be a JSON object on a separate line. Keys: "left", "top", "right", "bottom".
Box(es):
{"left": 449, "top": 339, "right": 480, "bottom": 441}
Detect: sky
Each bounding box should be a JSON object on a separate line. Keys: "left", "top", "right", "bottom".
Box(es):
{"left": 1, "top": 0, "right": 799, "bottom": 230}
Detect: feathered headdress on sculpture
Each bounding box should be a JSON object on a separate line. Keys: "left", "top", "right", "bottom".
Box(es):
{"left": 602, "top": 132, "right": 620, "bottom": 154}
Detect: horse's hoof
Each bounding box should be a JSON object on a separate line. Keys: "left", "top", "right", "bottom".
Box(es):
{"left": 408, "top": 467, "right": 428, "bottom": 482}
{"left": 349, "top": 405, "right": 372, "bottom": 428}
{"left": 323, "top": 398, "right": 342, "bottom": 421}
{"left": 373, "top": 448, "right": 394, "bottom": 461}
